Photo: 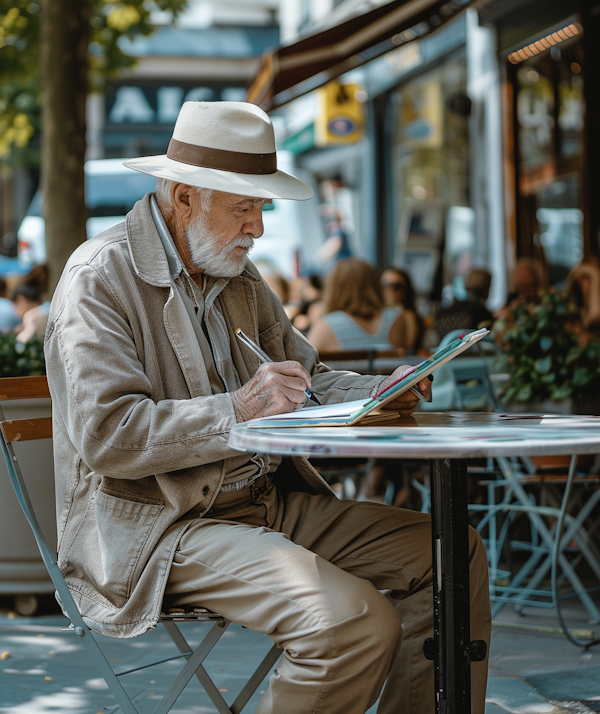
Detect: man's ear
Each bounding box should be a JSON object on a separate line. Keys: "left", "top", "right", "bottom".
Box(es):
{"left": 170, "top": 183, "right": 195, "bottom": 220}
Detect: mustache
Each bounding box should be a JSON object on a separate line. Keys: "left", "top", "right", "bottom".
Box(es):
{"left": 226, "top": 236, "right": 255, "bottom": 251}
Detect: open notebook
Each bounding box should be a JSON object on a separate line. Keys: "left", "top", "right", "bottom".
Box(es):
{"left": 246, "top": 327, "right": 490, "bottom": 428}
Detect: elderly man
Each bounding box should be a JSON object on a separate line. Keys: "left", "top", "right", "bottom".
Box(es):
{"left": 45, "top": 101, "right": 490, "bottom": 714}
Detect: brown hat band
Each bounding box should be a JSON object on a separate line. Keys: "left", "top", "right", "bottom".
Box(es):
{"left": 167, "top": 138, "right": 277, "bottom": 175}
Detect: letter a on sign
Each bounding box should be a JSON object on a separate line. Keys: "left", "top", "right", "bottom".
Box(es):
{"left": 109, "top": 87, "right": 155, "bottom": 123}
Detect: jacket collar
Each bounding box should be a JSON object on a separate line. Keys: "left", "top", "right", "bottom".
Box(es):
{"left": 126, "top": 193, "right": 174, "bottom": 287}
{"left": 149, "top": 195, "right": 184, "bottom": 281}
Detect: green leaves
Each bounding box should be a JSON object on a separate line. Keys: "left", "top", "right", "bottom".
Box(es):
{"left": 535, "top": 356, "right": 551, "bottom": 374}
{"left": 1, "top": 0, "right": 189, "bottom": 159}
{"left": 0, "top": 1, "right": 41, "bottom": 160}
{"left": 495, "top": 290, "right": 600, "bottom": 405}
{"left": 572, "top": 367, "right": 596, "bottom": 388}
{"left": 551, "top": 385, "right": 573, "bottom": 402}
{"left": 540, "top": 336, "right": 553, "bottom": 352}
{"left": 0, "top": 333, "right": 45, "bottom": 377}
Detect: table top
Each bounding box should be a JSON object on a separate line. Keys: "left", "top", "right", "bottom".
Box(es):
{"left": 229, "top": 412, "right": 600, "bottom": 459}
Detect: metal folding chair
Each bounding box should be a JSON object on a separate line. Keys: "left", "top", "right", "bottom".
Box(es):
{"left": 412, "top": 355, "right": 600, "bottom": 624}
{"left": 0, "top": 375, "right": 281, "bottom": 714}
{"left": 451, "top": 362, "right": 499, "bottom": 412}
{"left": 471, "top": 453, "right": 600, "bottom": 621}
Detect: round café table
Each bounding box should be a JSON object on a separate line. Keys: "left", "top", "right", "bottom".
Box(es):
{"left": 229, "top": 411, "right": 600, "bottom": 714}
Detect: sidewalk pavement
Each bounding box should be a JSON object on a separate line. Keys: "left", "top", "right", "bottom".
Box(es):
{"left": 1, "top": 596, "right": 599, "bottom": 713}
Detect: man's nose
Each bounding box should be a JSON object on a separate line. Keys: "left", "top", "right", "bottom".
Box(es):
{"left": 243, "top": 206, "right": 264, "bottom": 239}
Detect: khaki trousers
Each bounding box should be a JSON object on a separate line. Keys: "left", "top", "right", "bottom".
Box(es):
{"left": 165, "top": 476, "right": 491, "bottom": 714}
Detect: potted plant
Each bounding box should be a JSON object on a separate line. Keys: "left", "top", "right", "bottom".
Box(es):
{"left": 493, "top": 289, "right": 600, "bottom": 413}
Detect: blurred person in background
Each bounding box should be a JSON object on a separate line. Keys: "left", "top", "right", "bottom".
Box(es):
{"left": 256, "top": 263, "right": 298, "bottom": 322}
{"left": 358, "top": 268, "right": 424, "bottom": 504}
{"left": 308, "top": 258, "right": 405, "bottom": 352}
{"left": 434, "top": 268, "right": 494, "bottom": 340}
{"left": 381, "top": 266, "right": 424, "bottom": 352}
{"left": 316, "top": 199, "right": 352, "bottom": 275}
{"left": 290, "top": 273, "right": 324, "bottom": 333}
{"left": 494, "top": 258, "right": 545, "bottom": 327}
{"left": 11, "top": 264, "right": 50, "bottom": 343}
{"left": 0, "top": 276, "right": 20, "bottom": 333}
{"left": 568, "top": 256, "right": 600, "bottom": 343}
{"left": 508, "top": 258, "right": 543, "bottom": 304}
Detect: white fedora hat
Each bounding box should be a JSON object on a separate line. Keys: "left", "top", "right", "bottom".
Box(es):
{"left": 123, "top": 101, "right": 313, "bottom": 201}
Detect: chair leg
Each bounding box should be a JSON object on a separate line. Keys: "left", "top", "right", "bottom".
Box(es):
{"left": 161, "top": 620, "right": 281, "bottom": 714}
{"left": 160, "top": 619, "right": 233, "bottom": 714}
{"left": 76, "top": 628, "right": 141, "bottom": 714}
{"left": 496, "top": 498, "right": 600, "bottom": 621}
{"left": 230, "top": 644, "right": 281, "bottom": 714}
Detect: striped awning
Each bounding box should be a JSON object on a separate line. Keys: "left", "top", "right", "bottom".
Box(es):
{"left": 247, "top": 0, "right": 476, "bottom": 111}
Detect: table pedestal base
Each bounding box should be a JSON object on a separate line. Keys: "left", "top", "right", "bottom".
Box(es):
{"left": 425, "top": 458, "right": 486, "bottom": 714}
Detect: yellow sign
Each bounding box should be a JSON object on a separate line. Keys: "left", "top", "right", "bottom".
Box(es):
{"left": 315, "top": 81, "right": 364, "bottom": 146}
{"left": 402, "top": 79, "right": 443, "bottom": 149}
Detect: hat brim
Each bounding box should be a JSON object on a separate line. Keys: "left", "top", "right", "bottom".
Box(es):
{"left": 123, "top": 154, "right": 313, "bottom": 201}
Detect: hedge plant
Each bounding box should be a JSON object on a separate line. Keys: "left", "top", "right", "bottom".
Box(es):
{"left": 493, "top": 289, "right": 600, "bottom": 404}
{"left": 0, "top": 332, "right": 45, "bottom": 377}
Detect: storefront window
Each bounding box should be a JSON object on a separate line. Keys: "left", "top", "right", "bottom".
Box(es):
{"left": 514, "top": 35, "right": 584, "bottom": 285}
{"left": 389, "top": 53, "right": 471, "bottom": 296}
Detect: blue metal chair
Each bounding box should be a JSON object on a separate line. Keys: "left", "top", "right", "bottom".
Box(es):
{"left": 414, "top": 355, "right": 600, "bottom": 623}
{"left": 0, "top": 376, "right": 280, "bottom": 714}
{"left": 474, "top": 454, "right": 600, "bottom": 621}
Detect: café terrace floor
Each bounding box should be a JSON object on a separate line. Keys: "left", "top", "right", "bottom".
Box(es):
{"left": 1, "top": 590, "right": 599, "bottom": 714}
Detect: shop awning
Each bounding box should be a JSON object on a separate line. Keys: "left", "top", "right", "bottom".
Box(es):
{"left": 247, "top": 0, "right": 475, "bottom": 110}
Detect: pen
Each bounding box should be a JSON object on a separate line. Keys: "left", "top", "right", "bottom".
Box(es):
{"left": 409, "top": 385, "right": 428, "bottom": 403}
{"left": 235, "top": 328, "right": 322, "bottom": 406}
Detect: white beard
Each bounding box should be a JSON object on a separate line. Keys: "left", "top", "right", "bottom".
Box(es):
{"left": 186, "top": 211, "right": 254, "bottom": 278}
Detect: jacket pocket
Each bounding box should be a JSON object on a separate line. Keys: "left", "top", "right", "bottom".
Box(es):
{"left": 259, "top": 322, "right": 285, "bottom": 362}
{"left": 94, "top": 490, "right": 163, "bottom": 605}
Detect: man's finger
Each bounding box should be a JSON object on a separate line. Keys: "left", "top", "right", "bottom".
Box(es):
{"left": 416, "top": 377, "right": 431, "bottom": 399}
{"left": 275, "top": 374, "right": 312, "bottom": 394}
{"left": 258, "top": 360, "right": 311, "bottom": 388}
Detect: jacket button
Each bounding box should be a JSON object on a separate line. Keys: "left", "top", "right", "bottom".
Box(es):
{"left": 202, "top": 486, "right": 209, "bottom": 496}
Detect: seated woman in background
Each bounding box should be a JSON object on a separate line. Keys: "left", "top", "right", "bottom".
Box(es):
{"left": 11, "top": 264, "right": 50, "bottom": 343}
{"left": 307, "top": 258, "right": 405, "bottom": 352}
{"left": 568, "top": 256, "right": 600, "bottom": 344}
{"left": 380, "top": 266, "right": 423, "bottom": 352}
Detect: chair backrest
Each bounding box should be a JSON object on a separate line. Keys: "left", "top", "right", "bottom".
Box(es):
{"left": 0, "top": 375, "right": 50, "bottom": 401}
{"left": 418, "top": 356, "right": 499, "bottom": 412}
{"left": 451, "top": 362, "right": 498, "bottom": 412}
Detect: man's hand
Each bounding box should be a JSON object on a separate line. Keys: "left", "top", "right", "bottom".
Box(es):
{"left": 374, "top": 365, "right": 431, "bottom": 416}
{"left": 231, "top": 361, "right": 312, "bottom": 422}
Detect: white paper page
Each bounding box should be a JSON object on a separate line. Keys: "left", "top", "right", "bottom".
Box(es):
{"left": 258, "top": 398, "right": 368, "bottom": 421}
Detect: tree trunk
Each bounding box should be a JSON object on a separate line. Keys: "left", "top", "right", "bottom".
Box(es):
{"left": 40, "top": 0, "right": 91, "bottom": 295}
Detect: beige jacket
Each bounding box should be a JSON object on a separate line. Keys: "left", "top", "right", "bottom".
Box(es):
{"left": 44, "top": 194, "right": 383, "bottom": 638}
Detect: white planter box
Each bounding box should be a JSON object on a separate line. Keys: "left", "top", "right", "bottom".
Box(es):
{"left": 0, "top": 396, "right": 55, "bottom": 600}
